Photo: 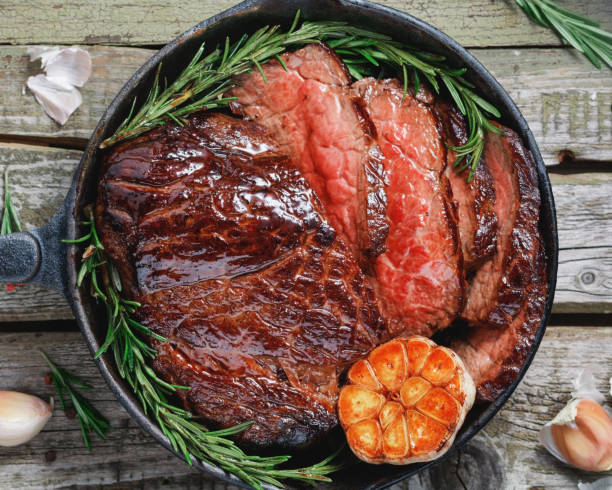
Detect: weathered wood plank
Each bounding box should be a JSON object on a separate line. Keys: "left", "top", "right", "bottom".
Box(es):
{"left": 475, "top": 49, "right": 612, "bottom": 165}
{"left": 1, "top": 0, "right": 610, "bottom": 48}
{"left": 0, "top": 327, "right": 610, "bottom": 489}
{"left": 0, "top": 46, "right": 153, "bottom": 143}
{"left": 1, "top": 46, "right": 610, "bottom": 165}
{"left": 551, "top": 172, "right": 612, "bottom": 314}
{"left": 0, "top": 144, "right": 77, "bottom": 321}
{"left": 1, "top": 146, "right": 612, "bottom": 320}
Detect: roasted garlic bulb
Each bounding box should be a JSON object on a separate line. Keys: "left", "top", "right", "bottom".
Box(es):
{"left": 338, "top": 336, "right": 475, "bottom": 464}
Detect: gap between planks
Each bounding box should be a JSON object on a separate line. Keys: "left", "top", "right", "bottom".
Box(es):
{"left": 0, "top": 327, "right": 610, "bottom": 489}
{"left": 0, "top": 0, "right": 610, "bottom": 47}
{"left": 0, "top": 44, "right": 610, "bottom": 163}
{"left": 1, "top": 146, "right": 612, "bottom": 320}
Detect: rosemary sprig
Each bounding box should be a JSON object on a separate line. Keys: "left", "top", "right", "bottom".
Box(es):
{"left": 516, "top": 0, "right": 612, "bottom": 69}
{"left": 99, "top": 12, "right": 502, "bottom": 180}
{"left": 41, "top": 351, "right": 110, "bottom": 451}
{"left": 324, "top": 35, "right": 503, "bottom": 180}
{"left": 1, "top": 170, "right": 22, "bottom": 235}
{"left": 97, "top": 14, "right": 373, "bottom": 149}
{"left": 66, "top": 208, "right": 346, "bottom": 489}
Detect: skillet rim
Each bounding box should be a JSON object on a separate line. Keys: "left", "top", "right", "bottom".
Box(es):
{"left": 64, "top": 0, "right": 559, "bottom": 488}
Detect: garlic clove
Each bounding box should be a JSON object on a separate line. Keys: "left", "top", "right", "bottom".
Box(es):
{"left": 44, "top": 47, "right": 92, "bottom": 89}
{"left": 540, "top": 398, "right": 612, "bottom": 472}
{"left": 0, "top": 390, "right": 53, "bottom": 447}
{"left": 26, "top": 74, "right": 83, "bottom": 125}
{"left": 25, "top": 46, "right": 91, "bottom": 125}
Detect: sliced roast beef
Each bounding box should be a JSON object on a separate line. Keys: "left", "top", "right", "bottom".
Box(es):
{"left": 434, "top": 99, "right": 498, "bottom": 272}
{"left": 227, "top": 43, "right": 388, "bottom": 265}
{"left": 453, "top": 240, "right": 546, "bottom": 401}
{"left": 453, "top": 124, "right": 546, "bottom": 401}
{"left": 461, "top": 123, "right": 543, "bottom": 328}
{"left": 96, "top": 112, "right": 387, "bottom": 449}
{"left": 352, "top": 78, "right": 465, "bottom": 337}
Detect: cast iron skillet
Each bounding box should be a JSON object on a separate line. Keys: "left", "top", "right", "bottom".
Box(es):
{"left": 0, "top": 0, "right": 558, "bottom": 487}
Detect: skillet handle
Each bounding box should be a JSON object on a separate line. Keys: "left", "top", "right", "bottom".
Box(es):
{"left": 0, "top": 210, "right": 68, "bottom": 295}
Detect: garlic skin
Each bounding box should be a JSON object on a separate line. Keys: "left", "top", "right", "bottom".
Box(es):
{"left": 572, "top": 368, "right": 606, "bottom": 404}
{"left": 35, "top": 47, "right": 92, "bottom": 88}
{"left": 25, "top": 46, "right": 91, "bottom": 125}
{"left": 540, "top": 398, "right": 612, "bottom": 472}
{"left": 26, "top": 74, "right": 83, "bottom": 125}
{"left": 0, "top": 391, "right": 53, "bottom": 447}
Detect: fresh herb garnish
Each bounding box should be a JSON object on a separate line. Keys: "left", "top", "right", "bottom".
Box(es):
{"left": 99, "top": 11, "right": 502, "bottom": 181}
{"left": 1, "top": 170, "right": 22, "bottom": 235}
{"left": 41, "top": 351, "right": 110, "bottom": 451}
{"left": 516, "top": 0, "right": 611, "bottom": 70}
{"left": 323, "top": 34, "right": 503, "bottom": 180}
{"left": 65, "top": 207, "right": 346, "bottom": 489}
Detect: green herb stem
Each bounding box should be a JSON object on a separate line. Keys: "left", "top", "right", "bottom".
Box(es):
{"left": 67, "top": 208, "right": 346, "bottom": 488}
{"left": 41, "top": 351, "right": 110, "bottom": 451}
{"left": 1, "top": 170, "right": 22, "bottom": 235}
{"left": 516, "top": 0, "right": 612, "bottom": 69}
{"left": 99, "top": 11, "right": 502, "bottom": 181}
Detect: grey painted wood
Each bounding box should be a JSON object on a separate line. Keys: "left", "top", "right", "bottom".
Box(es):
{"left": 2, "top": 146, "right": 611, "bottom": 319}
{"left": 1, "top": 0, "right": 610, "bottom": 47}
{"left": 0, "top": 327, "right": 610, "bottom": 489}
{"left": 1, "top": 45, "right": 610, "bottom": 165}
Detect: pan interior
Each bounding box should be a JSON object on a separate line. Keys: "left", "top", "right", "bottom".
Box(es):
{"left": 67, "top": 1, "right": 558, "bottom": 488}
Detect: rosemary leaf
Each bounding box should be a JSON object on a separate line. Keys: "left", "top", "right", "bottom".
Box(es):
{"left": 516, "top": 0, "right": 612, "bottom": 69}
{"left": 68, "top": 209, "right": 347, "bottom": 487}
{"left": 99, "top": 11, "right": 503, "bottom": 181}
{"left": 1, "top": 170, "right": 22, "bottom": 235}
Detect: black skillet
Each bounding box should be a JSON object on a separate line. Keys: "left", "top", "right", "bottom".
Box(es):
{"left": 0, "top": 0, "right": 558, "bottom": 487}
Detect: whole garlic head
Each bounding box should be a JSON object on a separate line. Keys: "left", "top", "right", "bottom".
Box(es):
{"left": 540, "top": 398, "right": 612, "bottom": 472}
{"left": 0, "top": 391, "right": 53, "bottom": 447}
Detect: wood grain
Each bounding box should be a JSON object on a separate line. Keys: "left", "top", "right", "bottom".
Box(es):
{"left": 1, "top": 0, "right": 611, "bottom": 48}
{"left": 550, "top": 172, "right": 612, "bottom": 313}
{"left": 1, "top": 145, "right": 612, "bottom": 319}
{"left": 0, "top": 144, "right": 76, "bottom": 321}
{"left": 1, "top": 46, "right": 610, "bottom": 165}
{"left": 0, "top": 327, "right": 610, "bottom": 489}
{"left": 0, "top": 46, "right": 152, "bottom": 143}
{"left": 476, "top": 49, "right": 612, "bottom": 165}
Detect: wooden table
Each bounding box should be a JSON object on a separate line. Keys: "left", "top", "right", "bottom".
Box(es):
{"left": 0, "top": 1, "right": 611, "bottom": 488}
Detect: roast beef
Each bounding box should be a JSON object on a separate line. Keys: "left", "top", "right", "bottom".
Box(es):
{"left": 461, "top": 123, "right": 543, "bottom": 328}
{"left": 96, "top": 112, "right": 387, "bottom": 449}
{"left": 352, "top": 78, "right": 465, "bottom": 338}
{"left": 453, "top": 125, "right": 547, "bottom": 401}
{"left": 434, "top": 99, "right": 498, "bottom": 272}
{"left": 227, "top": 43, "right": 388, "bottom": 266}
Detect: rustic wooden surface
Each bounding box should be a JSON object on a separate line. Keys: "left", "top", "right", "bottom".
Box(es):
{"left": 2, "top": 151, "right": 612, "bottom": 319}
{"left": 1, "top": 328, "right": 611, "bottom": 489}
{"left": 0, "top": 0, "right": 611, "bottom": 489}
{"left": 0, "top": 0, "right": 610, "bottom": 47}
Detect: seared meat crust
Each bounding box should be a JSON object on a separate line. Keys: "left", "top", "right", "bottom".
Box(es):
{"left": 96, "top": 112, "right": 387, "bottom": 449}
